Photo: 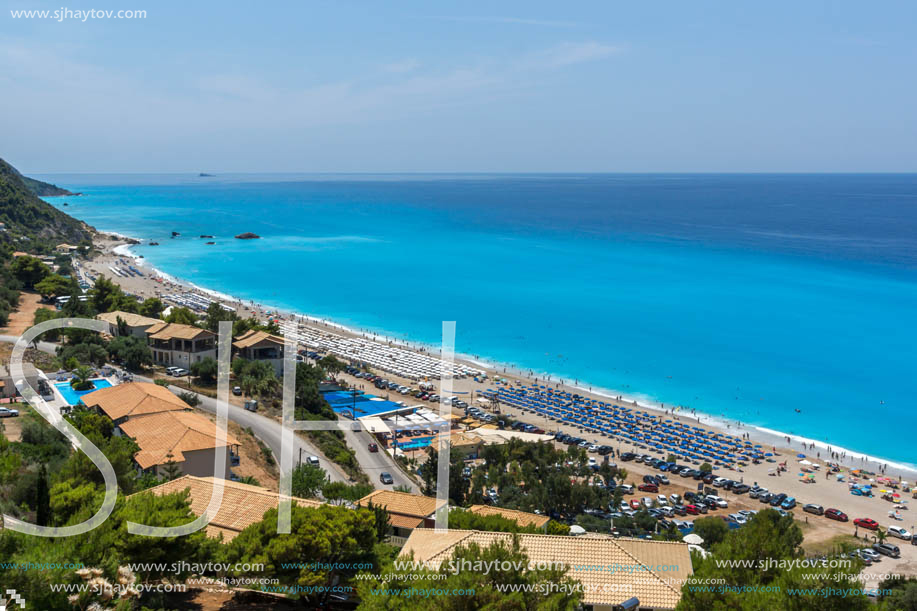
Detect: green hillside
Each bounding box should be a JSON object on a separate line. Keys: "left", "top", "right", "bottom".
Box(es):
{"left": 0, "top": 157, "right": 92, "bottom": 250}
{"left": 20, "top": 174, "right": 77, "bottom": 197}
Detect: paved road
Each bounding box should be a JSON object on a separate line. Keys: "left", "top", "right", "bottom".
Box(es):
{"left": 134, "top": 374, "right": 351, "bottom": 485}
{"left": 0, "top": 334, "right": 418, "bottom": 491}
{"left": 341, "top": 424, "right": 418, "bottom": 492}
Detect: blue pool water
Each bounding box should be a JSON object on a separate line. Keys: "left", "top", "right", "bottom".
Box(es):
{"left": 39, "top": 173, "right": 917, "bottom": 468}
{"left": 54, "top": 379, "right": 113, "bottom": 406}
{"left": 397, "top": 436, "right": 435, "bottom": 450}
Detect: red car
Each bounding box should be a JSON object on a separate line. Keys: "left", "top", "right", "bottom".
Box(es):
{"left": 629, "top": 499, "right": 642, "bottom": 510}
{"left": 825, "top": 508, "right": 848, "bottom": 522}
{"left": 638, "top": 483, "right": 658, "bottom": 493}
{"left": 854, "top": 517, "right": 878, "bottom": 530}
{"left": 368, "top": 443, "right": 379, "bottom": 453}
{"left": 684, "top": 504, "right": 699, "bottom": 515}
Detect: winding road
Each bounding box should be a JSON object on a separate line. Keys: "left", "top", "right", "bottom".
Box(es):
{"left": 0, "top": 334, "right": 418, "bottom": 493}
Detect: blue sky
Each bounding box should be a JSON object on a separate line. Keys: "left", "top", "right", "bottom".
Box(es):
{"left": 1, "top": 0, "right": 916, "bottom": 172}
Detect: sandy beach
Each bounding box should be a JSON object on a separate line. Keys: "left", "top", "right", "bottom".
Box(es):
{"left": 82, "top": 233, "right": 917, "bottom": 551}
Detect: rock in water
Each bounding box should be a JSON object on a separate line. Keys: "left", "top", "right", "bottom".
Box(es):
{"left": 235, "top": 232, "right": 260, "bottom": 239}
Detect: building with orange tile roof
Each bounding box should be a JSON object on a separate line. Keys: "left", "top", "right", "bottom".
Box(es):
{"left": 133, "top": 475, "right": 321, "bottom": 541}
{"left": 118, "top": 410, "right": 239, "bottom": 479}
{"left": 232, "top": 329, "right": 285, "bottom": 374}
{"left": 81, "top": 381, "right": 190, "bottom": 425}
{"left": 466, "top": 505, "right": 551, "bottom": 530}
{"left": 144, "top": 322, "right": 216, "bottom": 369}
{"left": 355, "top": 490, "right": 446, "bottom": 541}
{"left": 96, "top": 310, "right": 163, "bottom": 339}
{"left": 401, "top": 529, "right": 692, "bottom": 610}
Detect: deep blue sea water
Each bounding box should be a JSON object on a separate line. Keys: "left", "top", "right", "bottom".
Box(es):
{"left": 38, "top": 173, "right": 917, "bottom": 467}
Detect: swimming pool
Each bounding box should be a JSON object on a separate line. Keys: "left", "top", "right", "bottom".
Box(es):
{"left": 54, "top": 379, "right": 113, "bottom": 406}
{"left": 397, "top": 436, "right": 434, "bottom": 450}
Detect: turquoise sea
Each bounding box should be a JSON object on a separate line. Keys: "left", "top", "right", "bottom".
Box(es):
{"left": 39, "top": 173, "right": 917, "bottom": 468}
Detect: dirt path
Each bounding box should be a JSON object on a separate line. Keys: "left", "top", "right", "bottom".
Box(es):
{"left": 0, "top": 292, "right": 52, "bottom": 337}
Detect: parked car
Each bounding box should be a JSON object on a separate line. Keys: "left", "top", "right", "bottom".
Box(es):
{"left": 0, "top": 407, "right": 19, "bottom": 418}
{"left": 732, "top": 484, "right": 750, "bottom": 494}
{"left": 629, "top": 499, "right": 642, "bottom": 510}
{"left": 380, "top": 472, "right": 394, "bottom": 485}
{"left": 803, "top": 504, "right": 824, "bottom": 516}
{"left": 232, "top": 386, "right": 242, "bottom": 396}
{"left": 306, "top": 455, "right": 320, "bottom": 467}
{"left": 638, "top": 483, "right": 658, "bottom": 493}
{"left": 854, "top": 518, "right": 880, "bottom": 531}
{"left": 849, "top": 550, "right": 872, "bottom": 566}
{"left": 825, "top": 508, "right": 848, "bottom": 522}
{"left": 173, "top": 368, "right": 190, "bottom": 377}
{"left": 888, "top": 526, "right": 912, "bottom": 541}
{"left": 713, "top": 477, "right": 728, "bottom": 487}
{"left": 873, "top": 543, "right": 901, "bottom": 558}
{"left": 781, "top": 497, "right": 797, "bottom": 510}
{"left": 684, "top": 504, "right": 699, "bottom": 515}
{"left": 705, "top": 495, "right": 728, "bottom": 508}
{"left": 673, "top": 505, "right": 687, "bottom": 516}
{"left": 859, "top": 548, "right": 881, "bottom": 562}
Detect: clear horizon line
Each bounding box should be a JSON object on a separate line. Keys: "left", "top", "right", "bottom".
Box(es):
{"left": 27, "top": 170, "right": 917, "bottom": 176}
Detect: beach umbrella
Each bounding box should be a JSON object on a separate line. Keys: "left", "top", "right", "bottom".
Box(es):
{"left": 797, "top": 454, "right": 806, "bottom": 458}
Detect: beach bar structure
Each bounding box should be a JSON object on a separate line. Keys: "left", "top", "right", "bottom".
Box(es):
{"left": 144, "top": 322, "right": 216, "bottom": 368}
{"left": 232, "top": 329, "right": 286, "bottom": 375}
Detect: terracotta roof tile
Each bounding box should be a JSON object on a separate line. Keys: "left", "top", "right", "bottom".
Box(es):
{"left": 400, "top": 530, "right": 692, "bottom": 609}
{"left": 466, "top": 505, "right": 550, "bottom": 529}
{"left": 355, "top": 490, "right": 443, "bottom": 518}
{"left": 81, "top": 382, "right": 190, "bottom": 421}
{"left": 119, "top": 411, "right": 239, "bottom": 469}
{"left": 146, "top": 322, "right": 214, "bottom": 341}
{"left": 96, "top": 311, "right": 163, "bottom": 328}
{"left": 232, "top": 329, "right": 285, "bottom": 350}
{"left": 132, "top": 475, "right": 321, "bottom": 541}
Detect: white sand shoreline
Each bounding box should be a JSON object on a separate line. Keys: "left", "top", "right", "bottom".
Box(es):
{"left": 95, "top": 232, "right": 917, "bottom": 479}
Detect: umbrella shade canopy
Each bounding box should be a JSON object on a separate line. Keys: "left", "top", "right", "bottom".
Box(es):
{"left": 569, "top": 525, "right": 587, "bottom": 535}
{"left": 683, "top": 533, "right": 704, "bottom": 545}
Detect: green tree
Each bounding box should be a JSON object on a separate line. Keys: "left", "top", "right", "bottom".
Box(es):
{"left": 33, "top": 307, "right": 62, "bottom": 341}
{"left": 203, "top": 301, "right": 237, "bottom": 332}
{"left": 678, "top": 509, "right": 869, "bottom": 610}
{"left": 318, "top": 354, "right": 346, "bottom": 379}
{"left": 220, "top": 504, "right": 379, "bottom": 607}
{"left": 34, "top": 463, "right": 51, "bottom": 526}
{"left": 107, "top": 335, "right": 152, "bottom": 371}
{"left": 161, "top": 452, "right": 182, "bottom": 481}
{"left": 89, "top": 276, "right": 129, "bottom": 313}
{"left": 356, "top": 535, "right": 582, "bottom": 610}
{"left": 34, "top": 273, "right": 74, "bottom": 299}
{"left": 291, "top": 463, "right": 327, "bottom": 498}
{"left": 692, "top": 516, "right": 729, "bottom": 548}
{"left": 9, "top": 255, "right": 50, "bottom": 288}
{"left": 190, "top": 356, "right": 218, "bottom": 384}
{"left": 164, "top": 306, "right": 198, "bottom": 325}
{"left": 138, "top": 297, "right": 164, "bottom": 318}
{"left": 70, "top": 365, "right": 95, "bottom": 391}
